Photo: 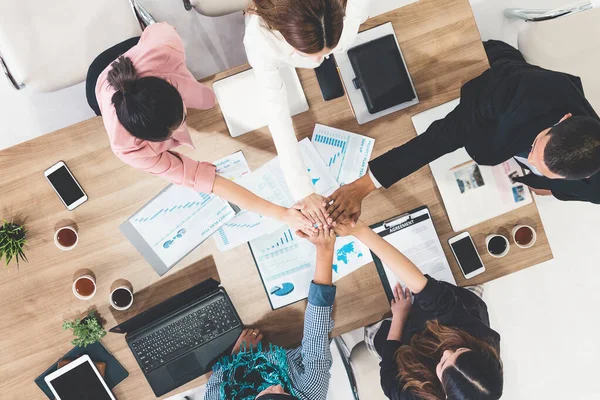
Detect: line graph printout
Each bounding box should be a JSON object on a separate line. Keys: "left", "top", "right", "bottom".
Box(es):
{"left": 129, "top": 185, "right": 235, "bottom": 267}
{"left": 214, "top": 139, "right": 339, "bottom": 252}
{"left": 311, "top": 124, "right": 375, "bottom": 185}
{"left": 214, "top": 151, "right": 251, "bottom": 181}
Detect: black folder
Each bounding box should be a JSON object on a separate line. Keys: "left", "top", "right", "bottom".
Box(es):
{"left": 348, "top": 34, "right": 416, "bottom": 114}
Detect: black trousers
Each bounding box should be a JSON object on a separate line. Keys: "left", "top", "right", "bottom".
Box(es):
{"left": 85, "top": 37, "right": 140, "bottom": 116}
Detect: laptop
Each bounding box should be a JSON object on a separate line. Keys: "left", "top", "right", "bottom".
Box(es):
{"left": 110, "top": 279, "right": 243, "bottom": 397}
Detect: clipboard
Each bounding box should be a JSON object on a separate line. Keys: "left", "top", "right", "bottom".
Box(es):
{"left": 370, "top": 206, "right": 456, "bottom": 301}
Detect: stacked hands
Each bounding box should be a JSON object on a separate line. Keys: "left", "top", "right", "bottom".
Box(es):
{"left": 284, "top": 174, "right": 375, "bottom": 236}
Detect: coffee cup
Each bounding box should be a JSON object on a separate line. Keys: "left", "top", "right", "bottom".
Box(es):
{"left": 485, "top": 234, "right": 510, "bottom": 258}
{"left": 54, "top": 225, "right": 78, "bottom": 251}
{"left": 110, "top": 284, "right": 134, "bottom": 311}
{"left": 72, "top": 275, "right": 96, "bottom": 300}
{"left": 512, "top": 225, "right": 537, "bottom": 249}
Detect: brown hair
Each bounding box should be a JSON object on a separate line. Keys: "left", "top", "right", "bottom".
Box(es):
{"left": 395, "top": 321, "right": 503, "bottom": 400}
{"left": 250, "top": 0, "right": 347, "bottom": 54}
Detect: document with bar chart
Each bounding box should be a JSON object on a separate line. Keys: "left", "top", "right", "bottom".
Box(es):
{"left": 123, "top": 184, "right": 235, "bottom": 272}
{"left": 251, "top": 227, "right": 373, "bottom": 309}
{"left": 250, "top": 226, "right": 315, "bottom": 309}
{"left": 311, "top": 124, "right": 375, "bottom": 185}
{"left": 214, "top": 138, "right": 339, "bottom": 252}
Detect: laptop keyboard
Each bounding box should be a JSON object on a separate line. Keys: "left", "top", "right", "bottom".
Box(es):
{"left": 131, "top": 298, "right": 239, "bottom": 373}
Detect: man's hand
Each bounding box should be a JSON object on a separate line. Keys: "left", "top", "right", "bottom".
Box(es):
{"left": 294, "top": 193, "right": 332, "bottom": 228}
{"left": 281, "top": 208, "right": 316, "bottom": 236}
{"left": 325, "top": 174, "right": 377, "bottom": 224}
{"left": 297, "top": 225, "right": 336, "bottom": 250}
{"left": 529, "top": 187, "right": 552, "bottom": 196}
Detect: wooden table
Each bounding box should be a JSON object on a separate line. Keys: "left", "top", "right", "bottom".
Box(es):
{"left": 0, "top": 0, "right": 552, "bottom": 398}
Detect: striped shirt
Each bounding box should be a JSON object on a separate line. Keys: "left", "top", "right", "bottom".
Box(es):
{"left": 204, "top": 282, "right": 336, "bottom": 400}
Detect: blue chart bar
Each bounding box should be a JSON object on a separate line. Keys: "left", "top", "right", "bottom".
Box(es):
{"left": 270, "top": 229, "right": 294, "bottom": 249}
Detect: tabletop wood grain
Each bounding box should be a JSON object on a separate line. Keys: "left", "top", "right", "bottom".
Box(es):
{"left": 0, "top": 0, "right": 552, "bottom": 398}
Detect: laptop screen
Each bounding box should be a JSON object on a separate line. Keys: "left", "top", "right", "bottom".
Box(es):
{"left": 110, "top": 278, "right": 220, "bottom": 335}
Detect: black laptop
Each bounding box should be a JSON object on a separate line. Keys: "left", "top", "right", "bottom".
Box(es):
{"left": 110, "top": 279, "right": 243, "bottom": 397}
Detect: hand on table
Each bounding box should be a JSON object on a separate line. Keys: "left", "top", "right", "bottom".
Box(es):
{"left": 281, "top": 208, "right": 317, "bottom": 236}
{"left": 325, "top": 174, "right": 376, "bottom": 224}
{"left": 294, "top": 193, "right": 332, "bottom": 228}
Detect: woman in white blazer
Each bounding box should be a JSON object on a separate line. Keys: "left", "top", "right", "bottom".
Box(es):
{"left": 244, "top": 0, "right": 371, "bottom": 227}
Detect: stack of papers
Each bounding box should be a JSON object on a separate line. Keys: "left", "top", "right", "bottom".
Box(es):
{"left": 216, "top": 125, "right": 376, "bottom": 309}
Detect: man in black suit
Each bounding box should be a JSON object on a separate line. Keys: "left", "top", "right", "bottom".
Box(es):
{"left": 325, "top": 40, "right": 600, "bottom": 223}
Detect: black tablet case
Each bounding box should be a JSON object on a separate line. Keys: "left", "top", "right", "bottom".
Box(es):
{"left": 348, "top": 34, "right": 416, "bottom": 114}
{"left": 34, "top": 341, "right": 128, "bottom": 399}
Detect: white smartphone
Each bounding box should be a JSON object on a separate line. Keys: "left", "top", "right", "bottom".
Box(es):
{"left": 44, "top": 354, "right": 116, "bottom": 400}
{"left": 448, "top": 231, "right": 485, "bottom": 279}
{"left": 44, "top": 161, "right": 88, "bottom": 210}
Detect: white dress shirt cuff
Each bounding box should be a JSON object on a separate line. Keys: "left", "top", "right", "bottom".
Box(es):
{"left": 368, "top": 169, "right": 383, "bottom": 189}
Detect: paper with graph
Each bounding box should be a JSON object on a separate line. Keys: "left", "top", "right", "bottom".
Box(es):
{"left": 128, "top": 185, "right": 235, "bottom": 267}
{"left": 214, "top": 138, "right": 338, "bottom": 252}
{"left": 251, "top": 225, "right": 373, "bottom": 309}
{"left": 311, "top": 124, "right": 375, "bottom": 185}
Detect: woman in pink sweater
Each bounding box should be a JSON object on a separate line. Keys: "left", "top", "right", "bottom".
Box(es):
{"left": 91, "top": 23, "right": 314, "bottom": 234}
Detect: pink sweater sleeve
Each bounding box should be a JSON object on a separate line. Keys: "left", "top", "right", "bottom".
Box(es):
{"left": 117, "top": 143, "right": 216, "bottom": 193}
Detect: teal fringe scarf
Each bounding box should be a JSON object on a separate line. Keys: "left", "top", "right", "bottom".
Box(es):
{"left": 215, "top": 343, "right": 297, "bottom": 400}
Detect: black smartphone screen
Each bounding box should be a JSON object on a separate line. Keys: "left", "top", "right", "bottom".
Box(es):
{"left": 47, "top": 165, "right": 85, "bottom": 206}
{"left": 450, "top": 236, "right": 484, "bottom": 275}
{"left": 314, "top": 56, "right": 345, "bottom": 101}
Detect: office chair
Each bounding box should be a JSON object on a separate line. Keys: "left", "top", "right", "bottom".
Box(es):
{"left": 0, "top": 0, "right": 155, "bottom": 92}
{"left": 182, "top": 0, "right": 252, "bottom": 17}
{"left": 505, "top": 1, "right": 600, "bottom": 111}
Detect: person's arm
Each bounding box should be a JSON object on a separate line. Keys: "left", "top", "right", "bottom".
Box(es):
{"left": 203, "top": 368, "right": 224, "bottom": 400}
{"left": 294, "top": 228, "right": 337, "bottom": 400}
{"left": 245, "top": 39, "right": 330, "bottom": 227}
{"left": 327, "top": 72, "right": 501, "bottom": 223}
{"left": 337, "top": 221, "right": 427, "bottom": 293}
{"left": 368, "top": 99, "right": 476, "bottom": 189}
{"left": 117, "top": 147, "right": 314, "bottom": 233}
{"left": 212, "top": 175, "right": 315, "bottom": 231}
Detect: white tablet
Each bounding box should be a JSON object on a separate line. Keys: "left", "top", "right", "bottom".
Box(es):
{"left": 44, "top": 355, "right": 116, "bottom": 400}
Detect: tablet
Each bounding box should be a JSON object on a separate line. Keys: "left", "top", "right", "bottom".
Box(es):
{"left": 44, "top": 355, "right": 116, "bottom": 400}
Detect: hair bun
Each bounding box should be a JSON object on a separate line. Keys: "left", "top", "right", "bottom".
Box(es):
{"left": 107, "top": 56, "right": 139, "bottom": 94}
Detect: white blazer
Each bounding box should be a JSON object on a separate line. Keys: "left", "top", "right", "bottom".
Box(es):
{"left": 244, "top": 0, "right": 371, "bottom": 201}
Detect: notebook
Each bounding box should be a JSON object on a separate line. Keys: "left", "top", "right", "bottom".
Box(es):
{"left": 34, "top": 341, "right": 128, "bottom": 399}
{"left": 213, "top": 66, "right": 309, "bottom": 137}
{"left": 348, "top": 34, "right": 416, "bottom": 114}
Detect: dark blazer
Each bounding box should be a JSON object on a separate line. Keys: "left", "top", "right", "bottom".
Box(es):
{"left": 376, "top": 276, "right": 500, "bottom": 400}
{"left": 369, "top": 40, "right": 600, "bottom": 204}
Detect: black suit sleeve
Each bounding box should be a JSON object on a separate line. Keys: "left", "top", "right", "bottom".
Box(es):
{"left": 368, "top": 100, "right": 476, "bottom": 188}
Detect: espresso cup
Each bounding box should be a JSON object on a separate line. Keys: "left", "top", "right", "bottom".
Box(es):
{"left": 485, "top": 234, "right": 510, "bottom": 258}
{"left": 110, "top": 286, "right": 134, "bottom": 311}
{"left": 54, "top": 225, "right": 79, "bottom": 251}
{"left": 512, "top": 225, "right": 537, "bottom": 249}
{"left": 72, "top": 275, "right": 97, "bottom": 300}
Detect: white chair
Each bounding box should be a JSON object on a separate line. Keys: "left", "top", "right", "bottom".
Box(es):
{"left": 0, "top": 0, "right": 155, "bottom": 92}
{"left": 182, "top": 0, "right": 251, "bottom": 17}
{"left": 329, "top": 331, "right": 389, "bottom": 400}
{"left": 505, "top": 1, "right": 600, "bottom": 112}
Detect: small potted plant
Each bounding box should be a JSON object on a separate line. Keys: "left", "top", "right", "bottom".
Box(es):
{"left": 62, "top": 311, "right": 107, "bottom": 348}
{"left": 0, "top": 220, "right": 27, "bottom": 270}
